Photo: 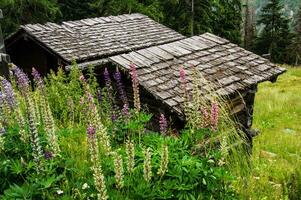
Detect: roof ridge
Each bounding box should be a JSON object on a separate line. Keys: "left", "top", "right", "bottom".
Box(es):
{"left": 22, "top": 13, "right": 148, "bottom": 31}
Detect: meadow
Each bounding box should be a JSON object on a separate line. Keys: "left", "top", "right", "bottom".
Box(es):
{"left": 0, "top": 64, "right": 300, "bottom": 199}
{"left": 248, "top": 66, "right": 301, "bottom": 199}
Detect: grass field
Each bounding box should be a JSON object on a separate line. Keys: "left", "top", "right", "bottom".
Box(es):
{"left": 247, "top": 67, "right": 301, "bottom": 199}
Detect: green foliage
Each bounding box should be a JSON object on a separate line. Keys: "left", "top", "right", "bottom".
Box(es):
{"left": 0, "top": 0, "right": 61, "bottom": 37}
{"left": 254, "top": 0, "right": 292, "bottom": 63}
{"left": 0, "top": 63, "right": 241, "bottom": 199}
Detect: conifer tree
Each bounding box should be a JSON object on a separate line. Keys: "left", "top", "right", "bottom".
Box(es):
{"left": 289, "top": 5, "right": 301, "bottom": 65}
{"left": 255, "top": 0, "right": 292, "bottom": 63}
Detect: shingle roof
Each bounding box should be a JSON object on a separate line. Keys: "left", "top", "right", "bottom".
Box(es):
{"left": 12, "top": 13, "right": 185, "bottom": 63}
{"left": 109, "top": 33, "right": 286, "bottom": 116}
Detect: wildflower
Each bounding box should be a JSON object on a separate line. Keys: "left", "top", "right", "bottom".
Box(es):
{"left": 44, "top": 103, "right": 60, "bottom": 155}
{"left": 201, "top": 106, "right": 210, "bottom": 128}
{"left": 86, "top": 126, "right": 108, "bottom": 200}
{"left": 113, "top": 152, "right": 124, "bottom": 189}
{"left": 125, "top": 140, "right": 135, "bottom": 173}
{"left": 13, "top": 66, "right": 30, "bottom": 94}
{"left": 103, "top": 68, "right": 112, "bottom": 88}
{"left": 87, "top": 126, "right": 96, "bottom": 138}
{"left": 16, "top": 107, "right": 27, "bottom": 142}
{"left": 159, "top": 114, "right": 168, "bottom": 135}
{"left": 44, "top": 150, "right": 53, "bottom": 160}
{"left": 82, "top": 183, "right": 90, "bottom": 190}
{"left": 113, "top": 68, "right": 128, "bottom": 105}
{"left": 157, "top": 145, "right": 169, "bottom": 176}
{"left": 218, "top": 136, "right": 228, "bottom": 166}
{"left": 27, "top": 98, "right": 44, "bottom": 173}
{"left": 0, "top": 122, "right": 5, "bottom": 152}
{"left": 32, "top": 68, "right": 44, "bottom": 91}
{"left": 122, "top": 103, "right": 129, "bottom": 116}
{"left": 130, "top": 63, "right": 140, "bottom": 113}
{"left": 79, "top": 74, "right": 86, "bottom": 82}
{"left": 1, "top": 78, "right": 16, "bottom": 109}
{"left": 210, "top": 101, "right": 219, "bottom": 131}
{"left": 57, "top": 190, "right": 64, "bottom": 195}
{"left": 143, "top": 147, "right": 152, "bottom": 182}
{"left": 96, "top": 89, "right": 102, "bottom": 104}
{"left": 179, "top": 67, "right": 186, "bottom": 84}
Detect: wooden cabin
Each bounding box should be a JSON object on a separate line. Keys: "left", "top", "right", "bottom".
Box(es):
{"left": 4, "top": 14, "right": 286, "bottom": 144}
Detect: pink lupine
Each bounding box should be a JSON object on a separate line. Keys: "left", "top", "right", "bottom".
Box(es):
{"left": 201, "top": 106, "right": 210, "bottom": 127}
{"left": 130, "top": 63, "right": 140, "bottom": 112}
{"left": 210, "top": 101, "right": 219, "bottom": 131}
{"left": 159, "top": 114, "right": 168, "bottom": 135}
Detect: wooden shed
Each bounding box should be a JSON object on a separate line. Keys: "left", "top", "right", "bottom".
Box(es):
{"left": 5, "top": 13, "right": 185, "bottom": 76}
{"left": 4, "top": 14, "right": 285, "bottom": 143}
{"left": 108, "top": 33, "right": 286, "bottom": 143}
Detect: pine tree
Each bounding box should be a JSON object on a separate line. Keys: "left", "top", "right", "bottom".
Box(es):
{"left": 243, "top": 0, "right": 256, "bottom": 49}
{"left": 289, "top": 5, "right": 301, "bottom": 65}
{"left": 255, "top": 0, "right": 292, "bottom": 63}
{"left": 0, "top": 0, "right": 60, "bottom": 37}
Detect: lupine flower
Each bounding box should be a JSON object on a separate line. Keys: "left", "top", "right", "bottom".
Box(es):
{"left": 79, "top": 74, "right": 86, "bottom": 82}
{"left": 96, "top": 89, "right": 102, "bottom": 104}
{"left": 87, "top": 126, "right": 96, "bottom": 138}
{"left": 113, "top": 68, "right": 128, "bottom": 105}
{"left": 81, "top": 81, "right": 111, "bottom": 153}
{"left": 143, "top": 147, "right": 152, "bottom": 182}
{"left": 201, "top": 106, "right": 210, "bottom": 128}
{"left": 27, "top": 98, "right": 44, "bottom": 173}
{"left": 44, "top": 103, "right": 60, "bottom": 155}
{"left": 16, "top": 107, "right": 27, "bottom": 142}
{"left": 210, "top": 101, "right": 219, "bottom": 131}
{"left": 111, "top": 113, "right": 117, "bottom": 122}
{"left": 86, "top": 126, "right": 108, "bottom": 200}
{"left": 157, "top": 145, "right": 169, "bottom": 176}
{"left": 113, "top": 153, "right": 124, "bottom": 189}
{"left": 130, "top": 63, "right": 140, "bottom": 113}
{"left": 1, "top": 79, "right": 16, "bottom": 109}
{"left": 44, "top": 150, "right": 53, "bottom": 160}
{"left": 122, "top": 103, "right": 129, "bottom": 116}
{"left": 32, "top": 68, "right": 44, "bottom": 91}
{"left": 179, "top": 67, "right": 186, "bottom": 83}
{"left": 218, "top": 136, "right": 228, "bottom": 166}
{"left": 103, "top": 68, "right": 112, "bottom": 88}
{"left": 125, "top": 140, "right": 135, "bottom": 173}
{"left": 13, "top": 67, "right": 30, "bottom": 94}
{"left": 159, "top": 114, "right": 168, "bottom": 135}
{"left": 0, "top": 122, "right": 5, "bottom": 152}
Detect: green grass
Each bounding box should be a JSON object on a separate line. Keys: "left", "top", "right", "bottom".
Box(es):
{"left": 247, "top": 66, "right": 301, "bottom": 199}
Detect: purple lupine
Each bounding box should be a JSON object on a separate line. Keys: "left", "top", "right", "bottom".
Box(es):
{"left": 130, "top": 63, "right": 140, "bottom": 112}
{"left": 122, "top": 103, "right": 129, "bottom": 116}
{"left": 179, "top": 67, "right": 186, "bottom": 83}
{"left": 111, "top": 113, "right": 117, "bottom": 122}
{"left": 14, "top": 67, "right": 30, "bottom": 93}
{"left": 96, "top": 89, "right": 102, "bottom": 104}
{"left": 159, "top": 114, "right": 168, "bottom": 135}
{"left": 113, "top": 68, "right": 128, "bottom": 105}
{"left": 210, "top": 101, "right": 219, "bottom": 131}
{"left": 44, "top": 150, "right": 53, "bottom": 160}
{"left": 87, "top": 126, "right": 96, "bottom": 138}
{"left": 1, "top": 79, "right": 16, "bottom": 108}
{"left": 32, "top": 68, "right": 44, "bottom": 90}
{"left": 103, "top": 68, "right": 112, "bottom": 88}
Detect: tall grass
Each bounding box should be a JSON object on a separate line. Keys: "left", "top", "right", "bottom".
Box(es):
{"left": 244, "top": 66, "right": 301, "bottom": 199}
